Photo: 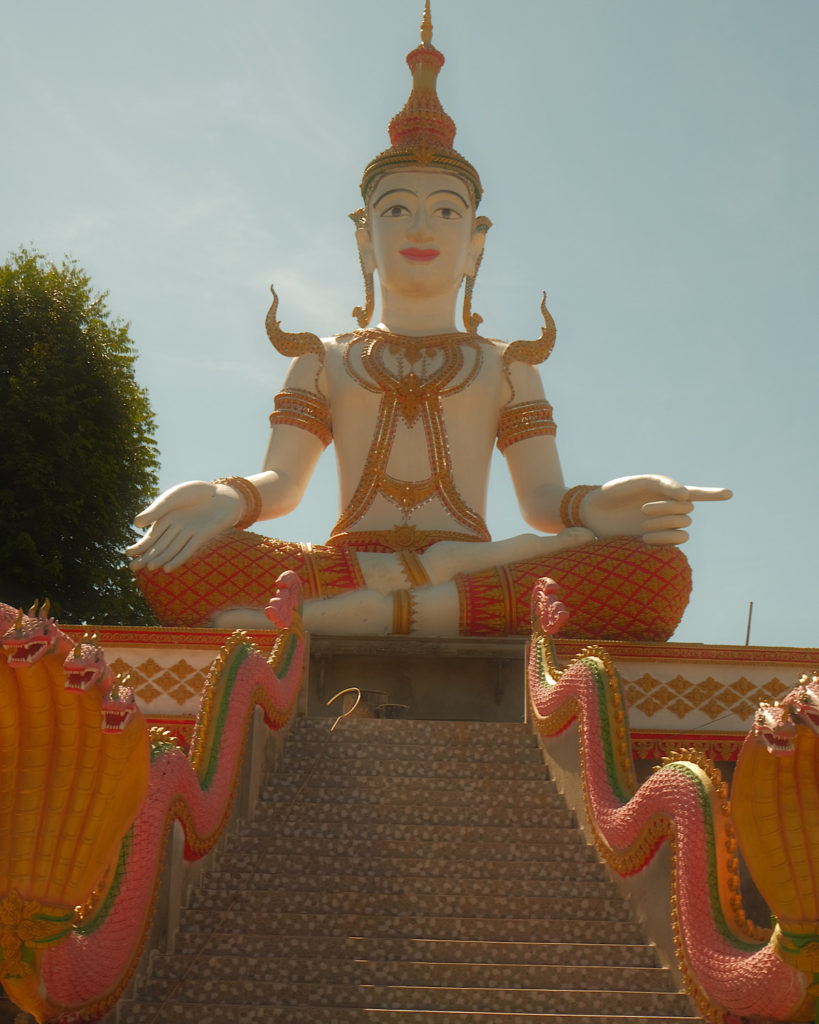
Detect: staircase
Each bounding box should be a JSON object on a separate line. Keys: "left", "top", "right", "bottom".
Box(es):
{"left": 117, "top": 717, "right": 704, "bottom": 1023}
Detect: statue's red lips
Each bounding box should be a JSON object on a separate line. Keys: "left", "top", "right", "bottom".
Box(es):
{"left": 400, "top": 248, "right": 439, "bottom": 261}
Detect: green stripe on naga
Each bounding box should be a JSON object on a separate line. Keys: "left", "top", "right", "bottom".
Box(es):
{"left": 76, "top": 828, "right": 134, "bottom": 937}
{"left": 197, "top": 626, "right": 301, "bottom": 791}
{"left": 200, "top": 642, "right": 248, "bottom": 791}
{"left": 270, "top": 628, "right": 299, "bottom": 680}
{"left": 585, "top": 655, "right": 632, "bottom": 806}
{"left": 665, "top": 763, "right": 761, "bottom": 952}
{"left": 534, "top": 639, "right": 631, "bottom": 805}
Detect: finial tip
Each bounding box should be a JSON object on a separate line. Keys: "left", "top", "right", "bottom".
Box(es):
{"left": 421, "top": 0, "right": 432, "bottom": 45}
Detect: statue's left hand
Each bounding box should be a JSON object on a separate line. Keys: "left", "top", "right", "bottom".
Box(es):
{"left": 580, "top": 475, "right": 732, "bottom": 545}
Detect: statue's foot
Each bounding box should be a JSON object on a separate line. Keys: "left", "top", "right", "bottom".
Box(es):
{"left": 422, "top": 527, "right": 594, "bottom": 585}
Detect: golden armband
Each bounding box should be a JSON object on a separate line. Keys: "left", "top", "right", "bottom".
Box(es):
{"left": 269, "top": 388, "right": 332, "bottom": 448}
{"left": 496, "top": 400, "right": 556, "bottom": 453}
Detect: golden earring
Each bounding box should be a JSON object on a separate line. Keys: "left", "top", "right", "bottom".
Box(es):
{"left": 352, "top": 265, "right": 374, "bottom": 327}
{"left": 462, "top": 254, "right": 484, "bottom": 333}
{"left": 350, "top": 208, "right": 374, "bottom": 328}
{"left": 462, "top": 216, "right": 492, "bottom": 333}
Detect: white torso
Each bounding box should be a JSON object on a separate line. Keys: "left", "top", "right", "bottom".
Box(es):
{"left": 323, "top": 330, "right": 508, "bottom": 544}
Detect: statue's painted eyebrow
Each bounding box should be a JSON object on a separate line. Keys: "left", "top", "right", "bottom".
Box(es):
{"left": 373, "top": 188, "right": 416, "bottom": 208}
{"left": 429, "top": 189, "right": 469, "bottom": 208}
{"left": 373, "top": 187, "right": 469, "bottom": 209}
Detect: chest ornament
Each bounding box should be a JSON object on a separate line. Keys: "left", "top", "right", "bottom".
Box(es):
{"left": 329, "top": 330, "right": 491, "bottom": 547}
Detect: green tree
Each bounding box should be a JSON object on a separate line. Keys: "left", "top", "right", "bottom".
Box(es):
{"left": 0, "top": 248, "right": 159, "bottom": 624}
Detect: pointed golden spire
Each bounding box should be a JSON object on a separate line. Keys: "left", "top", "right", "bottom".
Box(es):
{"left": 360, "top": 2, "right": 482, "bottom": 206}
{"left": 421, "top": 0, "right": 433, "bottom": 43}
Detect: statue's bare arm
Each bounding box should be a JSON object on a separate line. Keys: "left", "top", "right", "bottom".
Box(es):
{"left": 127, "top": 354, "right": 326, "bottom": 572}
{"left": 503, "top": 364, "right": 732, "bottom": 545}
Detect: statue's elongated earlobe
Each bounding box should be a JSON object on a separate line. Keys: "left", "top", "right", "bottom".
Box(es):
{"left": 462, "top": 253, "right": 484, "bottom": 334}
{"left": 462, "top": 216, "right": 492, "bottom": 333}
{"left": 350, "top": 208, "right": 375, "bottom": 328}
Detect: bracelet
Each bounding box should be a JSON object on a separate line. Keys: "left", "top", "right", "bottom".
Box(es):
{"left": 213, "top": 476, "right": 263, "bottom": 530}
{"left": 560, "top": 484, "right": 597, "bottom": 528}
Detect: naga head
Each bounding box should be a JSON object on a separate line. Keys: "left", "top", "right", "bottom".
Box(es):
{"left": 751, "top": 701, "right": 799, "bottom": 755}
{"left": 2, "top": 599, "right": 64, "bottom": 666}
{"left": 63, "top": 633, "right": 113, "bottom": 693}
{"left": 264, "top": 570, "right": 304, "bottom": 630}
{"left": 531, "top": 577, "right": 571, "bottom": 637}
{"left": 784, "top": 672, "right": 819, "bottom": 733}
{"left": 101, "top": 674, "right": 138, "bottom": 733}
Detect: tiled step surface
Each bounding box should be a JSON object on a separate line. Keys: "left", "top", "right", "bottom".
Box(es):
{"left": 168, "top": 933, "right": 664, "bottom": 967}
{"left": 261, "top": 772, "right": 564, "bottom": 802}
{"left": 199, "top": 867, "right": 618, "bottom": 899}
{"left": 129, "top": 978, "right": 694, "bottom": 1015}
{"left": 185, "top": 888, "right": 635, "bottom": 923}
{"left": 173, "top": 909, "right": 649, "bottom": 945}
{"left": 253, "top": 798, "right": 575, "bottom": 827}
{"left": 118, "top": 717, "right": 703, "bottom": 1023}
{"left": 208, "top": 850, "right": 608, "bottom": 883}
{"left": 141, "top": 953, "right": 676, "bottom": 994}
{"left": 119, "top": 1009, "right": 705, "bottom": 1024}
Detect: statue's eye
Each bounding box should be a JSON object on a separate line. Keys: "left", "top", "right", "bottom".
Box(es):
{"left": 436, "top": 207, "right": 461, "bottom": 220}
{"left": 382, "top": 204, "right": 409, "bottom": 218}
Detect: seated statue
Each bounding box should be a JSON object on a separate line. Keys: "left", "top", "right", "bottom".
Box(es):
{"left": 128, "top": 3, "right": 729, "bottom": 641}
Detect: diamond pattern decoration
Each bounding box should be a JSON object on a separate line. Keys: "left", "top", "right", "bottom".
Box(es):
{"left": 96, "top": 656, "right": 207, "bottom": 707}
{"left": 459, "top": 536, "right": 692, "bottom": 641}
{"left": 625, "top": 672, "right": 791, "bottom": 722}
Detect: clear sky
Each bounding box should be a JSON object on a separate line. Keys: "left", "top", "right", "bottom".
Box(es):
{"left": 3, "top": 1, "right": 817, "bottom": 649}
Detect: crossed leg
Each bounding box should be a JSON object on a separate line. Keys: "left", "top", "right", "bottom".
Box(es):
{"left": 211, "top": 528, "right": 594, "bottom": 635}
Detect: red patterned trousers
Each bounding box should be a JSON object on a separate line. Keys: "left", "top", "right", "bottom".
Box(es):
{"left": 134, "top": 530, "right": 690, "bottom": 642}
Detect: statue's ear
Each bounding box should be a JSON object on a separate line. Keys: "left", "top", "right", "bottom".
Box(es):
{"left": 465, "top": 215, "right": 492, "bottom": 277}
{"left": 350, "top": 208, "right": 376, "bottom": 275}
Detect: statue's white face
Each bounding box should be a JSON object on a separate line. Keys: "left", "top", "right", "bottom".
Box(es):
{"left": 365, "top": 170, "right": 482, "bottom": 302}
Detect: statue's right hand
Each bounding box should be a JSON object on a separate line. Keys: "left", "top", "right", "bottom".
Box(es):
{"left": 127, "top": 480, "right": 243, "bottom": 572}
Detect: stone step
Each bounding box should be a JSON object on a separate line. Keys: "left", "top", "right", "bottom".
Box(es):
{"left": 118, "top": 716, "right": 703, "bottom": 1024}
{"left": 118, "top": 1004, "right": 703, "bottom": 1023}
{"left": 185, "top": 888, "right": 633, "bottom": 924}
{"left": 285, "top": 727, "right": 542, "bottom": 754}
{"left": 141, "top": 953, "right": 676, "bottom": 996}
{"left": 170, "top": 933, "right": 661, "bottom": 968}
{"left": 260, "top": 773, "right": 562, "bottom": 805}
{"left": 224, "top": 832, "right": 597, "bottom": 864}
{"left": 252, "top": 798, "right": 574, "bottom": 829}
{"left": 122, "top": 978, "right": 695, "bottom": 1015}
{"left": 282, "top": 746, "right": 545, "bottom": 771}
{"left": 290, "top": 718, "right": 538, "bottom": 747}
{"left": 237, "top": 819, "right": 584, "bottom": 846}
{"left": 278, "top": 755, "right": 549, "bottom": 780}
{"left": 199, "top": 868, "right": 618, "bottom": 901}
{"left": 211, "top": 850, "right": 607, "bottom": 884}
{"left": 177, "top": 909, "right": 648, "bottom": 945}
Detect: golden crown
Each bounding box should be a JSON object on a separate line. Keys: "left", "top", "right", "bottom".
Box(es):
{"left": 360, "top": 1, "right": 482, "bottom": 207}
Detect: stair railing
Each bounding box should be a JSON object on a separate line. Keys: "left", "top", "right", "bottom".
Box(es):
{"left": 326, "top": 687, "right": 362, "bottom": 731}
